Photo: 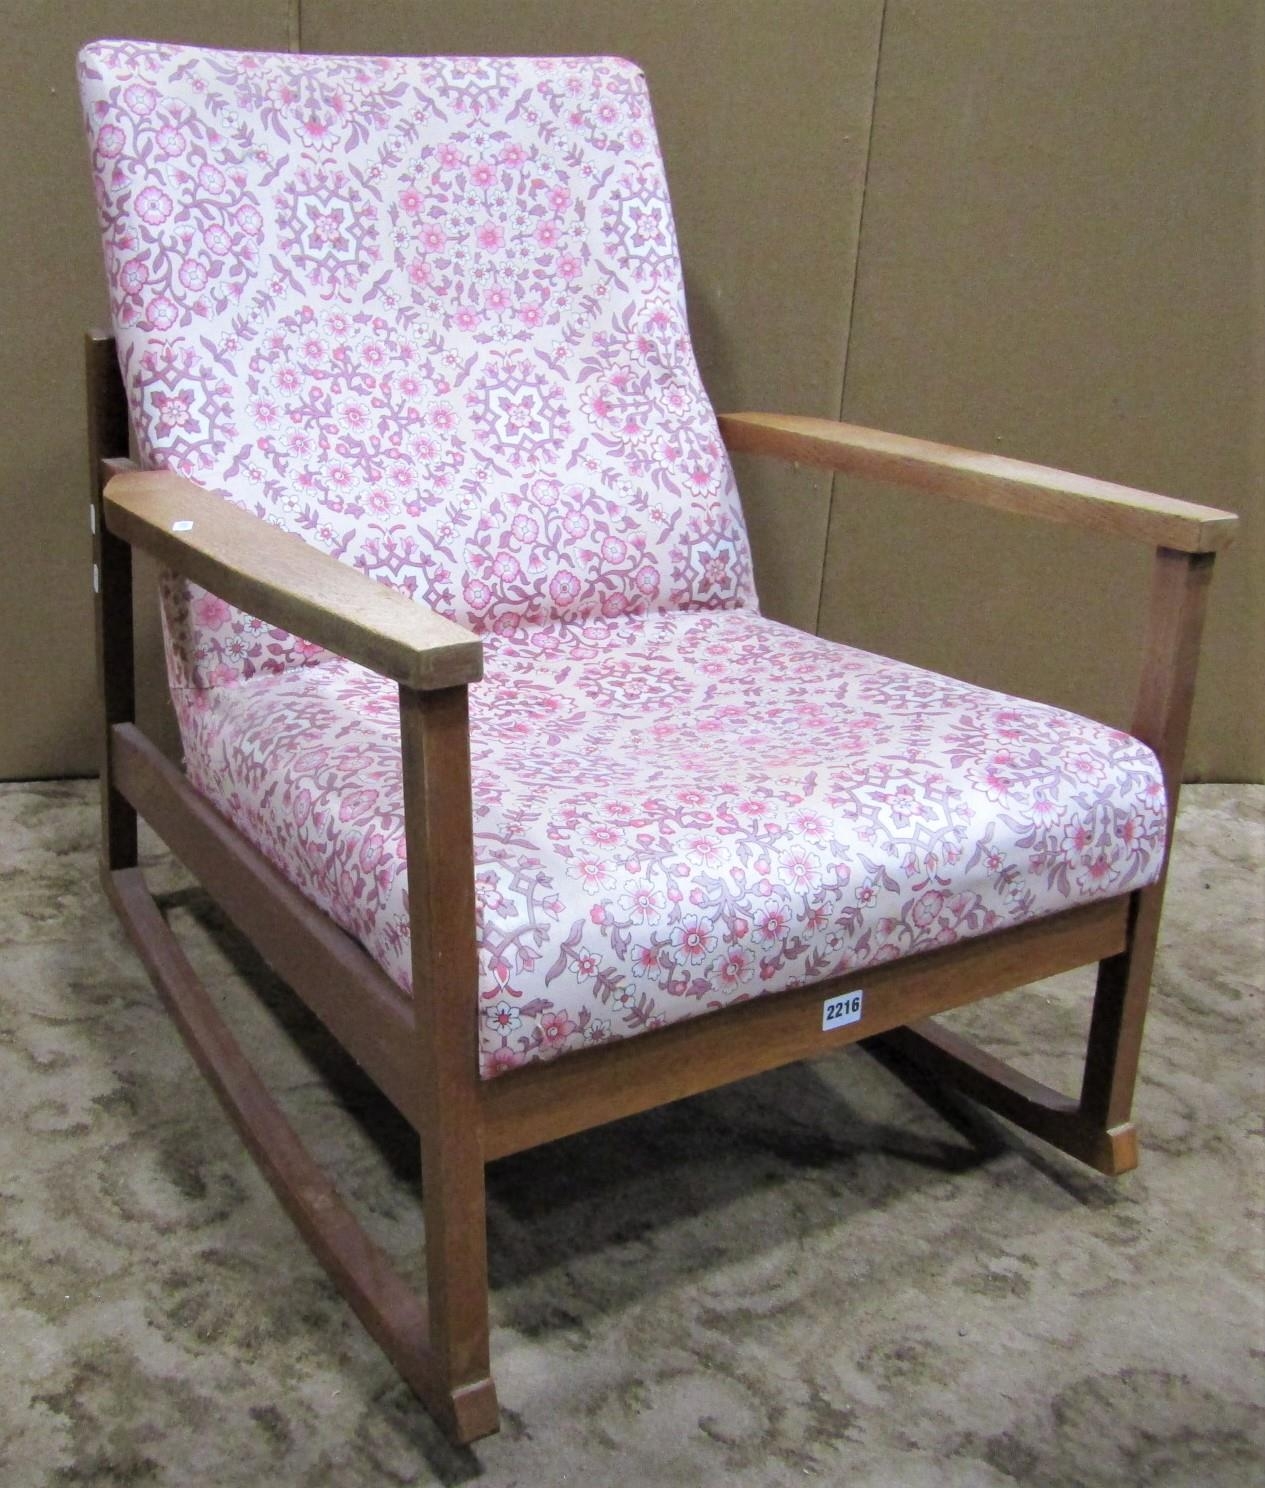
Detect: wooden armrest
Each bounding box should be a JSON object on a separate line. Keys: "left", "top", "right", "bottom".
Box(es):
{"left": 718, "top": 412, "right": 1237, "bottom": 554}
{"left": 103, "top": 465, "right": 482, "bottom": 691}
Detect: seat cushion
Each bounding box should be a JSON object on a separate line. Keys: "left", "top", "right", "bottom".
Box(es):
{"left": 173, "top": 609, "right": 1167, "bottom": 1079}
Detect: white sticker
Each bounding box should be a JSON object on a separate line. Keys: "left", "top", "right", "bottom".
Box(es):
{"left": 89, "top": 505, "right": 96, "bottom": 535}
{"left": 92, "top": 562, "right": 99, "bottom": 594}
{"left": 822, "top": 989, "right": 863, "bottom": 1032}
{"left": 172, "top": 520, "right": 194, "bottom": 532}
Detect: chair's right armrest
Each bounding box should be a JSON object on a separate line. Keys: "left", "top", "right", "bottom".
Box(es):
{"left": 718, "top": 412, "right": 1238, "bottom": 554}
{"left": 103, "top": 465, "right": 482, "bottom": 691}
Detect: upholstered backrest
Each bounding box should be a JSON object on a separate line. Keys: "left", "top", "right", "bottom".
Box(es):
{"left": 79, "top": 42, "right": 756, "bottom": 689}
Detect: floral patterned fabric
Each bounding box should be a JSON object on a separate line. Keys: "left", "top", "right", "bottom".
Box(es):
{"left": 173, "top": 609, "right": 1166, "bottom": 1079}
{"left": 78, "top": 42, "right": 755, "bottom": 688}
{"left": 81, "top": 42, "right": 1167, "bottom": 1080}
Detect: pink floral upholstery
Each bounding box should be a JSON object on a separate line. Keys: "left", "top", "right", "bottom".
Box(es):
{"left": 81, "top": 41, "right": 1167, "bottom": 1080}
{"left": 78, "top": 42, "right": 754, "bottom": 688}
{"left": 173, "top": 609, "right": 1166, "bottom": 1079}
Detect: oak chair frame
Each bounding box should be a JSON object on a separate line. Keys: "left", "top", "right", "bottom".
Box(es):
{"left": 86, "top": 330, "right": 1236, "bottom": 1444}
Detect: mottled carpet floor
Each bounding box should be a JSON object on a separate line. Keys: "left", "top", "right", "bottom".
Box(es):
{"left": 0, "top": 780, "right": 1261, "bottom": 1487}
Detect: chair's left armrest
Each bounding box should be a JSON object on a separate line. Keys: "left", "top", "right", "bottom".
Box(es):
{"left": 718, "top": 412, "right": 1238, "bottom": 554}
{"left": 103, "top": 465, "right": 482, "bottom": 691}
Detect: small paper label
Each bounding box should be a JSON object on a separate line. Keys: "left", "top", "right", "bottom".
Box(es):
{"left": 172, "top": 520, "right": 194, "bottom": 532}
{"left": 822, "top": 990, "right": 863, "bottom": 1031}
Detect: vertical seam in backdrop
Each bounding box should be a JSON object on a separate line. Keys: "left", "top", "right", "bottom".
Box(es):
{"left": 815, "top": 0, "right": 889, "bottom": 638}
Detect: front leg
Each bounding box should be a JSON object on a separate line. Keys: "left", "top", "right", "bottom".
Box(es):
{"left": 399, "top": 682, "right": 499, "bottom": 1442}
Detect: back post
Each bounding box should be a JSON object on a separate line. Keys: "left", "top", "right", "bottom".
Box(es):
{"left": 85, "top": 330, "right": 137, "bottom": 872}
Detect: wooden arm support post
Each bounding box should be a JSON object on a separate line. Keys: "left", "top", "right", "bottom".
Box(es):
{"left": 1079, "top": 547, "right": 1215, "bottom": 1131}
{"left": 400, "top": 682, "right": 498, "bottom": 1435}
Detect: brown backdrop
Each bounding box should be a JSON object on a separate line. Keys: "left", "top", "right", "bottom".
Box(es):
{"left": 2, "top": 0, "right": 1258, "bottom": 781}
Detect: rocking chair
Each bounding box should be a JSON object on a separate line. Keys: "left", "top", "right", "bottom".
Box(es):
{"left": 78, "top": 40, "right": 1236, "bottom": 1443}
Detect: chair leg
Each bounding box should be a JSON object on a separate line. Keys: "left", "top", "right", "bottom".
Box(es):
{"left": 1078, "top": 883, "right": 1166, "bottom": 1140}
{"left": 94, "top": 520, "right": 138, "bottom": 872}
{"left": 86, "top": 330, "right": 138, "bottom": 873}
{"left": 416, "top": 1112, "right": 497, "bottom": 1433}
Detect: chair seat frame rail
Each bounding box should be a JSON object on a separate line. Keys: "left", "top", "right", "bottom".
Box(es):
{"left": 86, "top": 332, "right": 1233, "bottom": 1444}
